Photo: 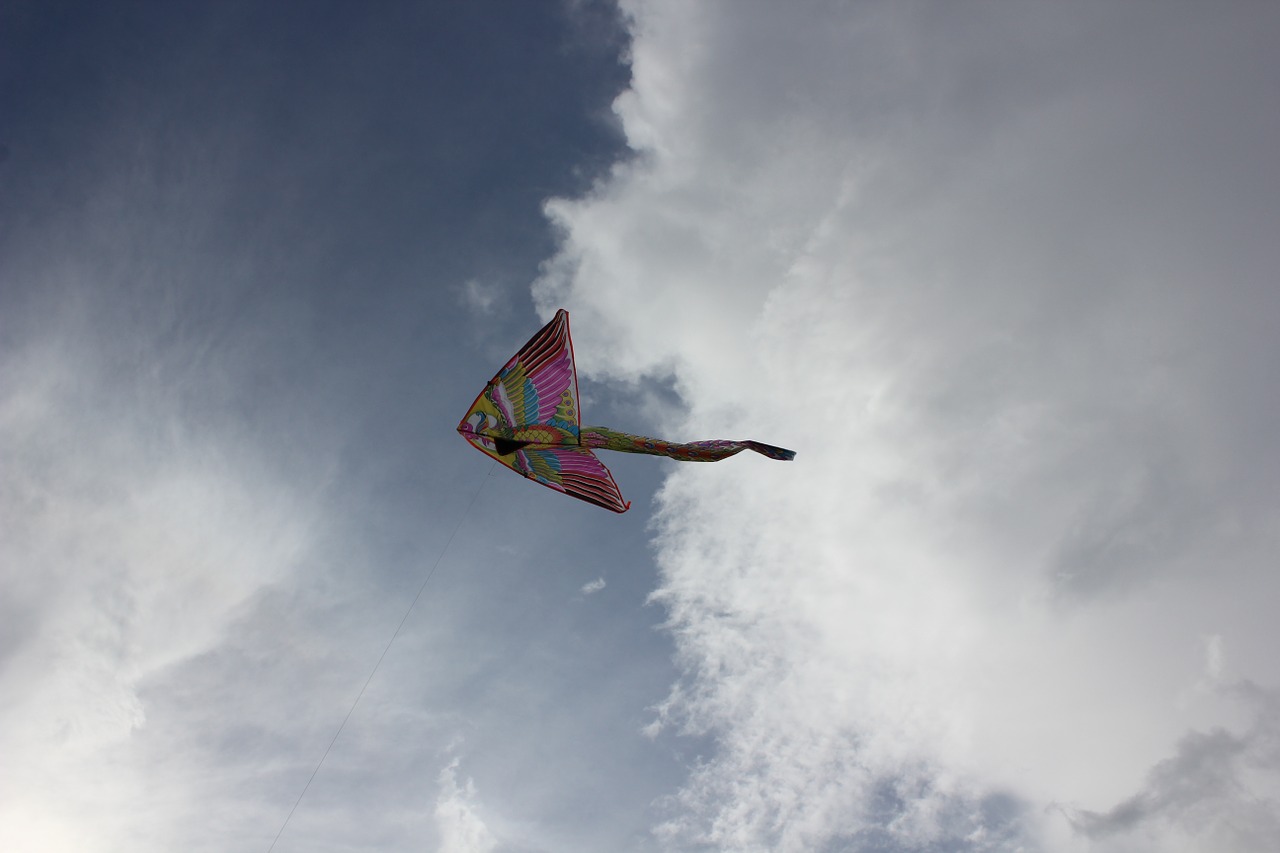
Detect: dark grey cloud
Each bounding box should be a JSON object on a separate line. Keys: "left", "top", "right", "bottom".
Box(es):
{"left": 1068, "top": 682, "right": 1280, "bottom": 848}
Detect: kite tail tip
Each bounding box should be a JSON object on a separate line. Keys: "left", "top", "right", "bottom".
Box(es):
{"left": 746, "top": 441, "right": 796, "bottom": 461}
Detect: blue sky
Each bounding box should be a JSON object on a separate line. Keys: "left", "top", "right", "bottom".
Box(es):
{"left": 5, "top": 2, "right": 1280, "bottom": 852}
{"left": 2, "top": 3, "right": 672, "bottom": 850}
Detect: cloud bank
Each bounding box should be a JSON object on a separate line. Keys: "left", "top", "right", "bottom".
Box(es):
{"left": 536, "top": 1, "right": 1280, "bottom": 850}
{"left": 0, "top": 295, "right": 320, "bottom": 851}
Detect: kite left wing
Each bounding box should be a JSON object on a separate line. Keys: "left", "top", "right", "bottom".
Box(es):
{"left": 459, "top": 308, "right": 579, "bottom": 437}
{"left": 458, "top": 308, "right": 579, "bottom": 453}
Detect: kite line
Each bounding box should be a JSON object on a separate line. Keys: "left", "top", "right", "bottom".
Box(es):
{"left": 266, "top": 461, "right": 495, "bottom": 852}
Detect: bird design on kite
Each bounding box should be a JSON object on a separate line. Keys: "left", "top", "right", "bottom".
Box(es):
{"left": 458, "top": 309, "right": 795, "bottom": 512}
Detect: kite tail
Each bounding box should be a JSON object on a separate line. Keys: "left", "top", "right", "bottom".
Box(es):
{"left": 744, "top": 440, "right": 797, "bottom": 461}
{"left": 581, "top": 427, "right": 795, "bottom": 462}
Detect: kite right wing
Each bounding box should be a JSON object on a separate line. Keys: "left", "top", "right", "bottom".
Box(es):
{"left": 511, "top": 445, "right": 629, "bottom": 513}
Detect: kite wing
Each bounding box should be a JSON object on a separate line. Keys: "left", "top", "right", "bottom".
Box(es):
{"left": 458, "top": 308, "right": 579, "bottom": 440}
{"left": 458, "top": 309, "right": 630, "bottom": 513}
{"left": 508, "top": 445, "right": 630, "bottom": 513}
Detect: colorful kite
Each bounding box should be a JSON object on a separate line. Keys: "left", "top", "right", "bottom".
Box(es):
{"left": 457, "top": 309, "right": 795, "bottom": 512}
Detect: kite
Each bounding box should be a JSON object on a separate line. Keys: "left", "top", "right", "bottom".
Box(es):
{"left": 457, "top": 309, "right": 795, "bottom": 512}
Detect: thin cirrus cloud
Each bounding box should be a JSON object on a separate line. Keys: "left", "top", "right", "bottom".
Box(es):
{"left": 0, "top": 298, "right": 321, "bottom": 851}
{"left": 536, "top": 1, "right": 1280, "bottom": 850}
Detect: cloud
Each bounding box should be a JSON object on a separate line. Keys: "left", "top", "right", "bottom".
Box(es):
{"left": 1066, "top": 682, "right": 1280, "bottom": 851}
{"left": 435, "top": 759, "right": 499, "bottom": 853}
{"left": 581, "top": 577, "right": 607, "bottom": 596}
{"left": 0, "top": 311, "right": 321, "bottom": 851}
{"left": 0, "top": 113, "right": 341, "bottom": 849}
{"left": 535, "top": 0, "right": 1280, "bottom": 849}
{"left": 462, "top": 278, "right": 502, "bottom": 316}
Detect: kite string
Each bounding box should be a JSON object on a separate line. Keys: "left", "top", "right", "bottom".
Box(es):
{"left": 267, "top": 461, "right": 496, "bottom": 853}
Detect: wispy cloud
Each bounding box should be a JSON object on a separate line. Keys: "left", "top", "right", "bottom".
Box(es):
{"left": 435, "top": 759, "right": 499, "bottom": 853}
{"left": 461, "top": 279, "right": 501, "bottom": 316}
{"left": 0, "top": 301, "right": 322, "bottom": 852}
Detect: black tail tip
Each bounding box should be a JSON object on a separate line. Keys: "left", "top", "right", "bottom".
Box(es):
{"left": 746, "top": 441, "right": 796, "bottom": 461}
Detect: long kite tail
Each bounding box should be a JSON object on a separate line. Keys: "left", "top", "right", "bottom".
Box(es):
{"left": 581, "top": 427, "right": 795, "bottom": 462}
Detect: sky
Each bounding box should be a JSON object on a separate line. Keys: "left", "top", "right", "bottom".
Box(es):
{"left": 3, "top": 1, "right": 1280, "bottom": 852}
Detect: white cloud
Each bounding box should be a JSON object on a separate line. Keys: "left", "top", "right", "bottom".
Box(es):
{"left": 462, "top": 278, "right": 501, "bottom": 315}
{"left": 435, "top": 759, "right": 499, "bottom": 853}
{"left": 537, "top": 1, "right": 1280, "bottom": 849}
{"left": 0, "top": 297, "right": 321, "bottom": 852}
{"left": 581, "top": 577, "right": 607, "bottom": 596}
